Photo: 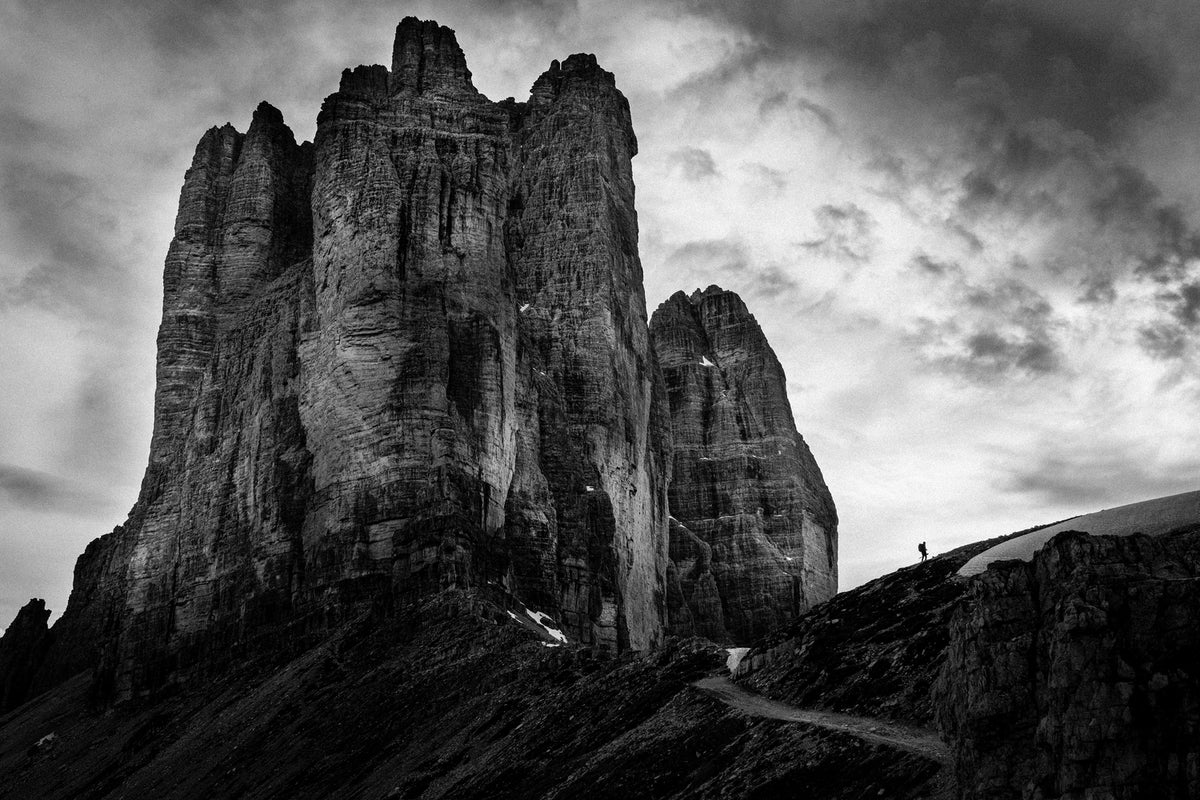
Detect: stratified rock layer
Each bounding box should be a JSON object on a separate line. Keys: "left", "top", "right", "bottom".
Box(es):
{"left": 651, "top": 287, "right": 836, "bottom": 642}
{"left": 935, "top": 530, "right": 1200, "bottom": 800}
{"left": 25, "top": 17, "right": 669, "bottom": 702}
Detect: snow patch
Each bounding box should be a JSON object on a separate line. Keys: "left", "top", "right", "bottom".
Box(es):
{"left": 699, "top": 355, "right": 716, "bottom": 367}
{"left": 585, "top": 485, "right": 595, "bottom": 492}
{"left": 725, "top": 647, "right": 750, "bottom": 673}
{"left": 959, "top": 490, "right": 1200, "bottom": 577}
{"left": 526, "top": 609, "right": 569, "bottom": 643}
{"left": 520, "top": 303, "right": 530, "bottom": 312}
{"left": 508, "top": 608, "right": 569, "bottom": 645}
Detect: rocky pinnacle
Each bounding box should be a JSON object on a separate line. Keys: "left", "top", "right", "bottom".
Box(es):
{"left": 651, "top": 286, "right": 837, "bottom": 643}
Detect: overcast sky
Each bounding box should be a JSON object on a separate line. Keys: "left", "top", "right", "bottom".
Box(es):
{"left": 3, "top": 0, "right": 1200, "bottom": 630}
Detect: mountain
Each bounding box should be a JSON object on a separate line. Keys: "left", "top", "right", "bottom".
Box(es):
{"left": 8, "top": 18, "right": 675, "bottom": 707}
{"left": 0, "top": 17, "right": 831, "bottom": 708}
{"left": 2, "top": 15, "right": 1195, "bottom": 800}
{"left": 651, "top": 287, "right": 836, "bottom": 643}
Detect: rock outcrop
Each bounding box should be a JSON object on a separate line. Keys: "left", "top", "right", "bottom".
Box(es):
{"left": 726, "top": 532, "right": 1022, "bottom": 727}
{"left": 13, "top": 17, "right": 670, "bottom": 703}
{"left": 935, "top": 530, "right": 1200, "bottom": 799}
{"left": 651, "top": 287, "right": 836, "bottom": 642}
{"left": 0, "top": 600, "right": 51, "bottom": 712}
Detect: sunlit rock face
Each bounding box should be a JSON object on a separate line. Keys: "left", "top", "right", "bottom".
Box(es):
{"left": 24, "top": 17, "right": 669, "bottom": 702}
{"left": 651, "top": 286, "right": 837, "bottom": 643}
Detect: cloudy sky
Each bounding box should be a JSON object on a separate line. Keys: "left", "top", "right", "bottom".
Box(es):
{"left": 3, "top": 0, "right": 1200, "bottom": 629}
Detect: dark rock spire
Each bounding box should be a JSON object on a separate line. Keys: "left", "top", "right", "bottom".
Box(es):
{"left": 389, "top": 16, "right": 479, "bottom": 99}
{"left": 0, "top": 599, "right": 51, "bottom": 712}
{"left": 652, "top": 286, "right": 837, "bottom": 643}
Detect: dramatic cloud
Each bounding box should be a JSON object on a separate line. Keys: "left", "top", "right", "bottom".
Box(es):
{"left": 665, "top": 239, "right": 750, "bottom": 274}
{"left": 668, "top": 147, "right": 720, "bottom": 180}
{"left": 1003, "top": 450, "right": 1200, "bottom": 508}
{"left": 801, "top": 203, "right": 876, "bottom": 263}
{"left": 0, "top": 464, "right": 110, "bottom": 515}
{"left": 909, "top": 254, "right": 961, "bottom": 278}
{"left": 758, "top": 90, "right": 838, "bottom": 132}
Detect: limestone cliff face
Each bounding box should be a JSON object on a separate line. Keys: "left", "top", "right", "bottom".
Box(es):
{"left": 305, "top": 30, "right": 669, "bottom": 653}
{"left": 935, "top": 530, "right": 1200, "bottom": 800}
{"left": 650, "top": 286, "right": 837, "bottom": 643}
{"left": 17, "top": 18, "right": 669, "bottom": 702}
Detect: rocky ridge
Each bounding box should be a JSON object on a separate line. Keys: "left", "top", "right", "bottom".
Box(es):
{"left": 4, "top": 503, "right": 1199, "bottom": 798}
{"left": 936, "top": 530, "right": 1200, "bottom": 799}
{"left": 727, "top": 520, "right": 1200, "bottom": 800}
{"left": 0, "top": 590, "right": 946, "bottom": 800}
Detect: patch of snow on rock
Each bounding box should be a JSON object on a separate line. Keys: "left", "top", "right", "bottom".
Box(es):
{"left": 526, "top": 609, "right": 569, "bottom": 644}
{"left": 959, "top": 490, "right": 1200, "bottom": 577}
{"left": 725, "top": 647, "right": 750, "bottom": 673}
{"left": 699, "top": 355, "right": 716, "bottom": 367}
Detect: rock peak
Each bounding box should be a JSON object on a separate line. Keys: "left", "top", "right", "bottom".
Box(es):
{"left": 688, "top": 284, "right": 736, "bottom": 304}
{"left": 651, "top": 286, "right": 837, "bottom": 642}
{"left": 531, "top": 52, "right": 618, "bottom": 100}
{"left": 246, "top": 100, "right": 297, "bottom": 148}
{"left": 0, "top": 598, "right": 51, "bottom": 712}
{"left": 252, "top": 99, "right": 282, "bottom": 121}
{"left": 390, "top": 16, "right": 478, "bottom": 98}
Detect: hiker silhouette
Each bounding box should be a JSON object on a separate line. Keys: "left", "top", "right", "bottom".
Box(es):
{"left": 918, "top": 541, "right": 927, "bottom": 562}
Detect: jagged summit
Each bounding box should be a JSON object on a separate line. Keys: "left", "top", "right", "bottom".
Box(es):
{"left": 390, "top": 16, "right": 479, "bottom": 99}
{"left": 688, "top": 283, "right": 732, "bottom": 303}
{"left": 531, "top": 53, "right": 618, "bottom": 94}
{"left": 0, "top": 598, "right": 49, "bottom": 713}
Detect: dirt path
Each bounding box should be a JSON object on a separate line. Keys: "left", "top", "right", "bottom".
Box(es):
{"left": 692, "top": 676, "right": 950, "bottom": 763}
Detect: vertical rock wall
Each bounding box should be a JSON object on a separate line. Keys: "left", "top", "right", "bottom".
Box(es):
{"left": 651, "top": 286, "right": 837, "bottom": 643}
{"left": 935, "top": 530, "right": 1200, "bottom": 800}
{"left": 105, "top": 101, "right": 316, "bottom": 698}
{"left": 509, "top": 54, "right": 672, "bottom": 650}
{"left": 15, "top": 17, "right": 671, "bottom": 702}
{"left": 300, "top": 21, "right": 670, "bottom": 651}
